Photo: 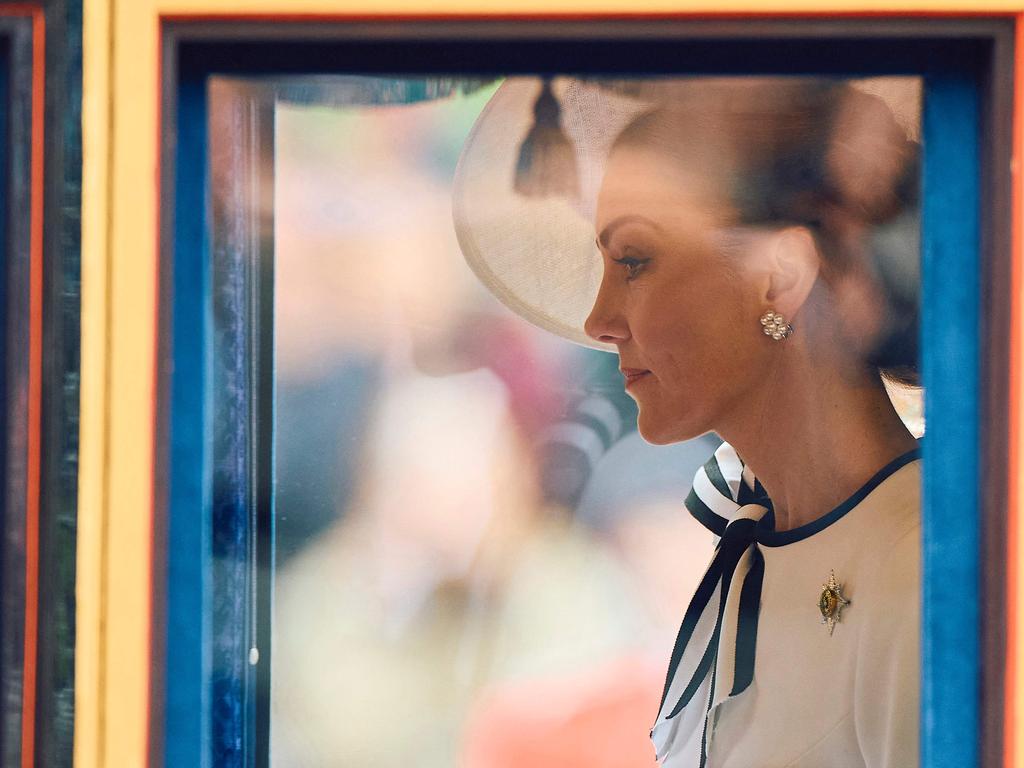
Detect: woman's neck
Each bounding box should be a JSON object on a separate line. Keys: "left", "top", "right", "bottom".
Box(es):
{"left": 717, "top": 360, "right": 918, "bottom": 533}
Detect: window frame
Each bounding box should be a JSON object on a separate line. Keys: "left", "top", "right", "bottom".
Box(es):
{"left": 158, "top": 17, "right": 1016, "bottom": 768}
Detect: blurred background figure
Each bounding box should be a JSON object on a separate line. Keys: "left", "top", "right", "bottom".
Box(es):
{"left": 268, "top": 84, "right": 713, "bottom": 767}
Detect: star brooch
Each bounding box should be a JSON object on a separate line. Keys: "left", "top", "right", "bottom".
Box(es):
{"left": 818, "top": 570, "right": 850, "bottom": 636}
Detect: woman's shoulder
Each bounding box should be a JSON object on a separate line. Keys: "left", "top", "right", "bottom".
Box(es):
{"left": 843, "top": 457, "right": 922, "bottom": 609}
{"left": 848, "top": 455, "right": 921, "bottom": 545}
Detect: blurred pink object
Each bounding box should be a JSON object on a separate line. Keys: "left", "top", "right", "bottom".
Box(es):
{"left": 460, "top": 655, "right": 663, "bottom": 768}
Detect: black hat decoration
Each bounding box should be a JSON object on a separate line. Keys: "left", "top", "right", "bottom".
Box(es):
{"left": 513, "top": 79, "right": 580, "bottom": 200}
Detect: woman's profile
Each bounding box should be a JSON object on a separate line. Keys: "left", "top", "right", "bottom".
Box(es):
{"left": 453, "top": 77, "right": 922, "bottom": 767}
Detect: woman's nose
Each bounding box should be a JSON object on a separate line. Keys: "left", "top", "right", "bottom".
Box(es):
{"left": 584, "top": 279, "right": 630, "bottom": 345}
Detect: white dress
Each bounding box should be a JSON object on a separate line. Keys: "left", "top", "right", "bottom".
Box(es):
{"left": 651, "top": 443, "right": 921, "bottom": 768}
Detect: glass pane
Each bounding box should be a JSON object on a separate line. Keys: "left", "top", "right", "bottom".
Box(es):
{"left": 208, "top": 74, "right": 924, "bottom": 768}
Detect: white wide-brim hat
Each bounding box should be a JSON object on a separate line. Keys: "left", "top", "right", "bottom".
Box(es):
{"left": 452, "top": 76, "right": 921, "bottom": 354}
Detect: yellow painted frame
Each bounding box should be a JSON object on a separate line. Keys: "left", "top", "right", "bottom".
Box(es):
{"left": 78, "top": 2, "right": 1024, "bottom": 767}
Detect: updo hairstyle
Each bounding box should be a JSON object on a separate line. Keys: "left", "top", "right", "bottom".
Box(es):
{"left": 610, "top": 79, "right": 921, "bottom": 386}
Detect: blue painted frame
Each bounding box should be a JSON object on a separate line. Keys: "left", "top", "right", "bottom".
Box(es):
{"left": 167, "top": 73, "right": 275, "bottom": 768}
{"left": 166, "top": 75, "right": 213, "bottom": 768}
{"left": 162, "top": 23, "right": 999, "bottom": 768}
{"left": 920, "top": 74, "right": 981, "bottom": 767}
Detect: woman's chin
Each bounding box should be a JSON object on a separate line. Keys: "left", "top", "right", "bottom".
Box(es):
{"left": 635, "top": 408, "right": 702, "bottom": 446}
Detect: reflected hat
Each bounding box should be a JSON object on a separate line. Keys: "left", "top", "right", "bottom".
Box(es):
{"left": 452, "top": 76, "right": 921, "bottom": 355}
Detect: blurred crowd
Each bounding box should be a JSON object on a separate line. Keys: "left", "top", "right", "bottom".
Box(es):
{"left": 266, "top": 89, "right": 715, "bottom": 767}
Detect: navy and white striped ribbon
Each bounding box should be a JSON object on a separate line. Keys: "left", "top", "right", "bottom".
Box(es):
{"left": 651, "top": 442, "right": 772, "bottom": 767}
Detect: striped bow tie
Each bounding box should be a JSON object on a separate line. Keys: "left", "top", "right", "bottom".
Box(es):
{"left": 650, "top": 442, "right": 773, "bottom": 767}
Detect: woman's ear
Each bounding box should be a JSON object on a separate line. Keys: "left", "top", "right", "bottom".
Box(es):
{"left": 762, "top": 226, "right": 820, "bottom": 320}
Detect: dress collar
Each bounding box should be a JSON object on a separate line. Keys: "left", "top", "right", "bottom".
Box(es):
{"left": 685, "top": 441, "right": 922, "bottom": 547}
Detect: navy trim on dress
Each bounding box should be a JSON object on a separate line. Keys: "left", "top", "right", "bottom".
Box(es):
{"left": 756, "top": 446, "right": 921, "bottom": 547}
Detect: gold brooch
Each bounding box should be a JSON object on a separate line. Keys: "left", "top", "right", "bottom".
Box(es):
{"left": 818, "top": 570, "right": 850, "bottom": 636}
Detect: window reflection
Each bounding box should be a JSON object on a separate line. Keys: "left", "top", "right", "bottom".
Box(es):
{"left": 266, "top": 84, "right": 717, "bottom": 767}
{"left": 208, "top": 75, "right": 923, "bottom": 767}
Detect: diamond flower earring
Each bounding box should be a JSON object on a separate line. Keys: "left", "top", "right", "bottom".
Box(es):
{"left": 760, "top": 310, "right": 793, "bottom": 341}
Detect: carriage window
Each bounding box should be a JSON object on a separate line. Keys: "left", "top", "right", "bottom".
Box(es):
{"left": 203, "top": 74, "right": 927, "bottom": 766}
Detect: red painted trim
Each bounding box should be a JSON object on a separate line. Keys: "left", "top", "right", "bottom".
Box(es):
{"left": 158, "top": 10, "right": 1016, "bottom": 22}
{"left": 0, "top": 3, "right": 44, "bottom": 16}
{"left": 1006, "top": 15, "right": 1023, "bottom": 768}
{"left": 0, "top": 7, "right": 49, "bottom": 766}
{"left": 19, "top": 6, "right": 44, "bottom": 768}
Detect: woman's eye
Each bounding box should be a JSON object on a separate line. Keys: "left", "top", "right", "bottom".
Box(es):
{"left": 612, "top": 256, "right": 650, "bottom": 280}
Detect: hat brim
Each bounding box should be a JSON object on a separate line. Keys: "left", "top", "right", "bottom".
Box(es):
{"left": 453, "top": 78, "right": 652, "bottom": 353}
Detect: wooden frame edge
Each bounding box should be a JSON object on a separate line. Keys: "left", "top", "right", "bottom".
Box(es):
{"left": 978, "top": 17, "right": 1017, "bottom": 768}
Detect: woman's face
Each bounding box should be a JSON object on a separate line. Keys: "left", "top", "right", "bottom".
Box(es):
{"left": 586, "top": 146, "right": 773, "bottom": 444}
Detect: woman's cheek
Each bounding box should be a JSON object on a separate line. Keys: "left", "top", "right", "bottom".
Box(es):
{"left": 635, "top": 291, "right": 691, "bottom": 348}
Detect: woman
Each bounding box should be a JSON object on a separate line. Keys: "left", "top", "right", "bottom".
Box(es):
{"left": 453, "top": 77, "right": 922, "bottom": 767}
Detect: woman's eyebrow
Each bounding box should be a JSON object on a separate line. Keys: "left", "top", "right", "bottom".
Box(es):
{"left": 597, "top": 214, "right": 663, "bottom": 248}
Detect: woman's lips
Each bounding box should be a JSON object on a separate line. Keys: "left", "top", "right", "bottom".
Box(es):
{"left": 620, "top": 368, "right": 652, "bottom": 387}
